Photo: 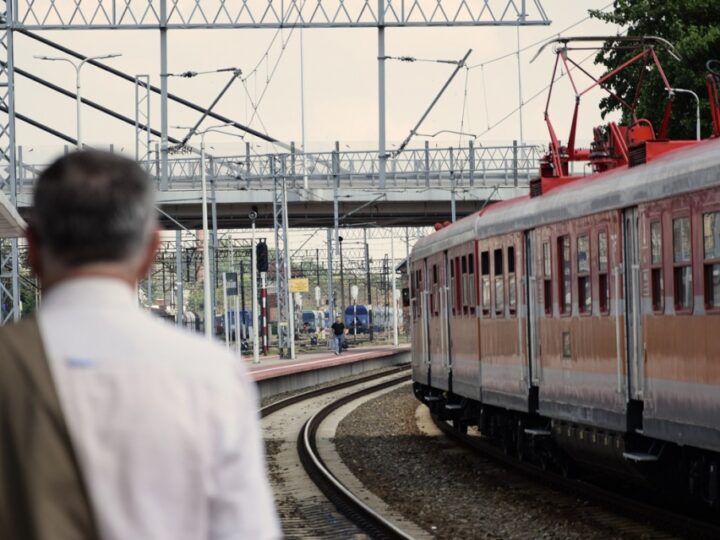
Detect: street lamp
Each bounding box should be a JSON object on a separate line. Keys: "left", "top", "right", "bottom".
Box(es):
{"left": 175, "top": 123, "right": 243, "bottom": 339}
{"left": 34, "top": 53, "right": 122, "bottom": 148}
{"left": 671, "top": 88, "right": 701, "bottom": 141}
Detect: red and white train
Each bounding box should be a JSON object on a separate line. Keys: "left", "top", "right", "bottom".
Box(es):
{"left": 411, "top": 38, "right": 720, "bottom": 505}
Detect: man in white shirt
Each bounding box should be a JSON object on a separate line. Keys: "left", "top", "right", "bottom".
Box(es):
{"left": 17, "top": 150, "right": 280, "bottom": 539}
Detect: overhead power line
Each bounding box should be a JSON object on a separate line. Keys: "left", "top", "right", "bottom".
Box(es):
{"left": 467, "top": 2, "right": 613, "bottom": 70}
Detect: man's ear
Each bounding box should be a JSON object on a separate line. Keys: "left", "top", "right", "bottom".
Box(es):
{"left": 26, "top": 225, "right": 43, "bottom": 279}
{"left": 136, "top": 228, "right": 161, "bottom": 281}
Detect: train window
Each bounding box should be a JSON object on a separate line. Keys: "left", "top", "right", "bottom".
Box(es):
{"left": 598, "top": 231, "right": 609, "bottom": 314}
{"left": 481, "top": 251, "right": 491, "bottom": 315}
{"left": 508, "top": 246, "right": 517, "bottom": 314}
{"left": 543, "top": 241, "right": 552, "bottom": 315}
{"left": 672, "top": 217, "right": 693, "bottom": 311}
{"left": 461, "top": 255, "right": 469, "bottom": 315}
{"left": 558, "top": 236, "right": 572, "bottom": 314}
{"left": 577, "top": 234, "right": 591, "bottom": 314}
{"left": 494, "top": 248, "right": 504, "bottom": 316}
{"left": 468, "top": 254, "right": 476, "bottom": 315}
{"left": 650, "top": 221, "right": 664, "bottom": 312}
{"left": 703, "top": 211, "right": 720, "bottom": 309}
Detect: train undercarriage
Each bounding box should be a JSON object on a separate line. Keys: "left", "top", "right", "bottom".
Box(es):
{"left": 413, "top": 382, "right": 720, "bottom": 511}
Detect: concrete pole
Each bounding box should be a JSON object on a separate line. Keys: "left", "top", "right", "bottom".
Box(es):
{"left": 261, "top": 272, "right": 268, "bottom": 354}
{"left": 339, "top": 238, "right": 345, "bottom": 313}
{"left": 378, "top": 0, "right": 387, "bottom": 189}
{"left": 391, "top": 235, "right": 399, "bottom": 347}
{"left": 281, "top": 173, "right": 296, "bottom": 360}
{"left": 159, "top": 0, "right": 169, "bottom": 190}
{"left": 235, "top": 289, "right": 241, "bottom": 359}
{"left": 200, "top": 139, "right": 213, "bottom": 339}
{"left": 211, "top": 177, "right": 219, "bottom": 329}
{"left": 252, "top": 221, "right": 260, "bottom": 363}
{"left": 450, "top": 146, "right": 457, "bottom": 222}
{"left": 300, "top": 26, "right": 309, "bottom": 191}
{"left": 516, "top": 26, "right": 525, "bottom": 145}
{"left": 327, "top": 228, "right": 334, "bottom": 321}
{"left": 239, "top": 258, "right": 246, "bottom": 340}
{"left": 223, "top": 273, "right": 230, "bottom": 347}
{"left": 175, "top": 229, "right": 183, "bottom": 326}
{"left": 333, "top": 142, "right": 341, "bottom": 317}
{"left": 365, "top": 229, "right": 373, "bottom": 341}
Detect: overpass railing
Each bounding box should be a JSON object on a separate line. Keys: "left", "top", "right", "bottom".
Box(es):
{"left": 12, "top": 143, "right": 543, "bottom": 195}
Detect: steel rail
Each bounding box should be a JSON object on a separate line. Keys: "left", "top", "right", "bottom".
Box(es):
{"left": 299, "top": 373, "right": 413, "bottom": 540}
{"left": 433, "top": 416, "right": 720, "bottom": 540}
{"left": 258, "top": 363, "right": 413, "bottom": 538}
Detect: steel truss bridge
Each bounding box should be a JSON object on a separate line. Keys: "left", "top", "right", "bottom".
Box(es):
{"left": 0, "top": 0, "right": 550, "bottom": 352}
{"left": 14, "top": 142, "right": 541, "bottom": 228}
{"left": 12, "top": 0, "right": 549, "bottom": 29}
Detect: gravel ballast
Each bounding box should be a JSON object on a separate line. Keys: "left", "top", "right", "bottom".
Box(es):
{"left": 334, "top": 384, "right": 669, "bottom": 539}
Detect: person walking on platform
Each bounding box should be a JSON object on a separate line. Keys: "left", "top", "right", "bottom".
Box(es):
{"left": 0, "top": 151, "right": 280, "bottom": 540}
{"left": 331, "top": 316, "right": 346, "bottom": 355}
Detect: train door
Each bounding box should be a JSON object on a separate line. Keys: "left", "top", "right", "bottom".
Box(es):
{"left": 525, "top": 230, "right": 541, "bottom": 387}
{"left": 430, "top": 252, "right": 450, "bottom": 390}
{"left": 442, "top": 250, "right": 453, "bottom": 393}
{"left": 623, "top": 207, "right": 644, "bottom": 400}
{"left": 428, "top": 254, "right": 449, "bottom": 391}
{"left": 421, "top": 258, "right": 432, "bottom": 387}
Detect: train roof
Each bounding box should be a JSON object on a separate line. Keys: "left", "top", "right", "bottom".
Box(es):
{"left": 412, "top": 137, "right": 720, "bottom": 260}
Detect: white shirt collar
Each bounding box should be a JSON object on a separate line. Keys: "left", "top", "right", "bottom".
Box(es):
{"left": 41, "top": 277, "right": 137, "bottom": 311}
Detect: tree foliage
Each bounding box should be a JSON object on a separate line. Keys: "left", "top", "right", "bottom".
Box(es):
{"left": 590, "top": 0, "right": 720, "bottom": 139}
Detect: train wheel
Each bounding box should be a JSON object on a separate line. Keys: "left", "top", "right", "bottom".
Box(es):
{"left": 452, "top": 419, "right": 468, "bottom": 434}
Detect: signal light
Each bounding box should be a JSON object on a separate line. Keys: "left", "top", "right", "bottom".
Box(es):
{"left": 257, "top": 241, "right": 268, "bottom": 272}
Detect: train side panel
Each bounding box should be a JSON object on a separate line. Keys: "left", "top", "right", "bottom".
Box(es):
{"left": 427, "top": 252, "right": 450, "bottom": 391}
{"left": 447, "top": 242, "right": 481, "bottom": 401}
{"left": 535, "top": 211, "right": 629, "bottom": 431}
{"left": 639, "top": 187, "right": 720, "bottom": 453}
{"left": 410, "top": 259, "right": 429, "bottom": 387}
{"left": 478, "top": 232, "right": 529, "bottom": 412}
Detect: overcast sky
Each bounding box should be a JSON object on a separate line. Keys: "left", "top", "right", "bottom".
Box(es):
{"left": 18, "top": 0, "right": 618, "bottom": 162}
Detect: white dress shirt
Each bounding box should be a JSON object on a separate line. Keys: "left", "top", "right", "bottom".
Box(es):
{"left": 37, "top": 277, "right": 281, "bottom": 540}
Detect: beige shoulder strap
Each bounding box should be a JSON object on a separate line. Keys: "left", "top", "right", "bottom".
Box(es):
{"left": 0, "top": 317, "right": 100, "bottom": 540}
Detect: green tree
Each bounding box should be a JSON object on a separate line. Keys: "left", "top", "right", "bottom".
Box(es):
{"left": 590, "top": 0, "right": 720, "bottom": 139}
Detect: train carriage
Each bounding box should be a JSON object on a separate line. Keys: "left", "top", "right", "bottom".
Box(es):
{"left": 411, "top": 37, "right": 720, "bottom": 504}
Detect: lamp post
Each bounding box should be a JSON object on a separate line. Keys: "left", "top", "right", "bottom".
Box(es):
{"left": 175, "top": 123, "right": 242, "bottom": 339}
{"left": 34, "top": 53, "right": 122, "bottom": 148}
{"left": 672, "top": 88, "right": 701, "bottom": 141}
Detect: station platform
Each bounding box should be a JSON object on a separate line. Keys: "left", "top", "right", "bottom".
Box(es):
{"left": 247, "top": 344, "right": 411, "bottom": 398}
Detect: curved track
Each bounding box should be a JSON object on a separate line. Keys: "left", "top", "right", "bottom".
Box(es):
{"left": 433, "top": 415, "right": 720, "bottom": 540}
{"left": 260, "top": 366, "right": 413, "bottom": 539}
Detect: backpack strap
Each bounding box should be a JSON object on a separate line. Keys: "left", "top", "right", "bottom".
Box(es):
{"left": 0, "top": 317, "right": 100, "bottom": 540}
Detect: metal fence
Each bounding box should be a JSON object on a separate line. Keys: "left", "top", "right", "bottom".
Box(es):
{"left": 12, "top": 142, "right": 543, "bottom": 195}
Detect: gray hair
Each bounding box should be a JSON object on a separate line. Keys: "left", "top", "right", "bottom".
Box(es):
{"left": 32, "top": 150, "right": 157, "bottom": 267}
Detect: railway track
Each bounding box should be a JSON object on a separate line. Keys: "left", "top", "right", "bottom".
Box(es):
{"left": 433, "top": 416, "right": 720, "bottom": 540}
{"left": 260, "top": 366, "right": 415, "bottom": 539}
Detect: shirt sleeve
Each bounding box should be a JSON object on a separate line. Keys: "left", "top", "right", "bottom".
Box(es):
{"left": 208, "top": 358, "right": 281, "bottom": 540}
